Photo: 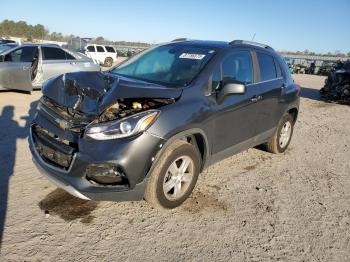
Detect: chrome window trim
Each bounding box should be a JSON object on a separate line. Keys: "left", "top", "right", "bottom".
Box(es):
{"left": 246, "top": 77, "right": 284, "bottom": 86}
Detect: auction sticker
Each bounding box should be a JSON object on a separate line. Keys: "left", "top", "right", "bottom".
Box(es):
{"left": 179, "top": 53, "right": 206, "bottom": 60}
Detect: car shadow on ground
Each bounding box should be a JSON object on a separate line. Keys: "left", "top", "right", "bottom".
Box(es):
{"left": 300, "top": 87, "right": 323, "bottom": 101}
{"left": 0, "top": 101, "right": 37, "bottom": 250}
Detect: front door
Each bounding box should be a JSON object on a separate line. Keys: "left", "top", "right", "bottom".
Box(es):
{"left": 0, "top": 46, "right": 37, "bottom": 91}
{"left": 211, "top": 50, "right": 260, "bottom": 156}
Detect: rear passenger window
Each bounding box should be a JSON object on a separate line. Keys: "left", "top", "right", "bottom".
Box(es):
{"left": 221, "top": 51, "right": 253, "bottom": 85}
{"left": 96, "top": 46, "right": 105, "bottom": 52}
{"left": 257, "top": 52, "right": 277, "bottom": 81}
{"left": 87, "top": 46, "right": 95, "bottom": 52}
{"left": 42, "top": 47, "right": 67, "bottom": 60}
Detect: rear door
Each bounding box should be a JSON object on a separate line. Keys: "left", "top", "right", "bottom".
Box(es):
{"left": 41, "top": 46, "right": 78, "bottom": 83}
{"left": 0, "top": 46, "right": 37, "bottom": 91}
{"left": 253, "top": 51, "right": 285, "bottom": 137}
{"left": 95, "top": 45, "right": 106, "bottom": 64}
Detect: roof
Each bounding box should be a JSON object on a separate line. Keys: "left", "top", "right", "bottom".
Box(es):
{"left": 19, "top": 43, "right": 61, "bottom": 47}
{"left": 167, "top": 39, "right": 230, "bottom": 49}
{"left": 167, "top": 39, "right": 274, "bottom": 52}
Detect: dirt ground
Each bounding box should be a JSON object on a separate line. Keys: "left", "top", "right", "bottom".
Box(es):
{"left": 0, "top": 74, "right": 349, "bottom": 261}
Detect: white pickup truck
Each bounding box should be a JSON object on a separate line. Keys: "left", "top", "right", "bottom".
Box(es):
{"left": 85, "top": 44, "right": 118, "bottom": 67}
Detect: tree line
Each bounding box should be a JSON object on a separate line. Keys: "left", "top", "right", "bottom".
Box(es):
{"left": 282, "top": 49, "right": 350, "bottom": 58}
{"left": 0, "top": 19, "right": 150, "bottom": 47}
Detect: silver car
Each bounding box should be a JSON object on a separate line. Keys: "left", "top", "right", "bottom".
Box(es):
{"left": 0, "top": 44, "right": 100, "bottom": 92}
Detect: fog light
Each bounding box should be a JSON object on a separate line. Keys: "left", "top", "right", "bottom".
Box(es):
{"left": 86, "top": 164, "right": 127, "bottom": 185}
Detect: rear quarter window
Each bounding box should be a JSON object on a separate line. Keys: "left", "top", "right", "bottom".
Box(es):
{"left": 257, "top": 52, "right": 277, "bottom": 81}
{"left": 65, "top": 51, "right": 76, "bottom": 60}
{"left": 275, "top": 59, "right": 283, "bottom": 78}
{"left": 105, "top": 46, "right": 115, "bottom": 52}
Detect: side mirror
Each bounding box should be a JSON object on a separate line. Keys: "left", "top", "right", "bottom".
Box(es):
{"left": 0, "top": 55, "right": 4, "bottom": 62}
{"left": 217, "top": 82, "right": 246, "bottom": 103}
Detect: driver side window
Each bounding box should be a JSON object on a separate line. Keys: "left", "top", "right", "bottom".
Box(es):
{"left": 211, "top": 51, "right": 253, "bottom": 92}
{"left": 5, "top": 47, "right": 37, "bottom": 62}
{"left": 222, "top": 51, "right": 253, "bottom": 85}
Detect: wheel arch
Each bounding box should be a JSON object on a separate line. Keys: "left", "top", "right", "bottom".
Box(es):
{"left": 287, "top": 107, "right": 299, "bottom": 123}
{"left": 150, "top": 128, "right": 210, "bottom": 174}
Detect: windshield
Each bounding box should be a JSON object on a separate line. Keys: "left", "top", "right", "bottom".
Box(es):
{"left": 0, "top": 44, "right": 17, "bottom": 54}
{"left": 111, "top": 44, "right": 215, "bottom": 86}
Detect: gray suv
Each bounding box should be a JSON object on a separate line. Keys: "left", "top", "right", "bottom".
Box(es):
{"left": 29, "top": 39, "right": 300, "bottom": 209}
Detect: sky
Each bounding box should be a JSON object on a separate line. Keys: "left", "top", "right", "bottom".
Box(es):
{"left": 1, "top": 0, "right": 350, "bottom": 53}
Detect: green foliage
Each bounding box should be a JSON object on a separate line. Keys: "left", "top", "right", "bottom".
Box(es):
{"left": 0, "top": 19, "right": 150, "bottom": 48}
{"left": 0, "top": 19, "right": 48, "bottom": 39}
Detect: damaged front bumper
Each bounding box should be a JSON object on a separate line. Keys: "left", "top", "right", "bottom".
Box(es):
{"left": 29, "top": 121, "right": 165, "bottom": 201}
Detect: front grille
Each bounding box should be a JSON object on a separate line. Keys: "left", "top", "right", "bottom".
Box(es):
{"left": 39, "top": 96, "right": 91, "bottom": 132}
{"left": 32, "top": 125, "right": 77, "bottom": 170}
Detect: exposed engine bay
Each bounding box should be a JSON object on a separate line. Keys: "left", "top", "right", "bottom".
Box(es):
{"left": 38, "top": 71, "right": 182, "bottom": 133}
{"left": 40, "top": 96, "right": 175, "bottom": 132}
{"left": 99, "top": 98, "right": 175, "bottom": 122}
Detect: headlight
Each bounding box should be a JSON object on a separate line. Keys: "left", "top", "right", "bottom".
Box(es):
{"left": 85, "top": 110, "right": 159, "bottom": 140}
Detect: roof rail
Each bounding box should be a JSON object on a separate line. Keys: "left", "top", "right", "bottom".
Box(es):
{"left": 171, "top": 38, "right": 191, "bottom": 42}
{"left": 229, "top": 40, "right": 274, "bottom": 50}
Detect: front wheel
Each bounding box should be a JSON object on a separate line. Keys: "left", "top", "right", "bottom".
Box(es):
{"left": 266, "top": 113, "right": 295, "bottom": 154}
{"left": 144, "top": 140, "right": 201, "bottom": 209}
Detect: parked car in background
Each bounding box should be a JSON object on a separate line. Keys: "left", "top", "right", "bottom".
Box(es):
{"left": 85, "top": 44, "right": 118, "bottom": 67}
{"left": 0, "top": 44, "right": 100, "bottom": 93}
{"left": 318, "top": 62, "right": 336, "bottom": 76}
{"left": 29, "top": 39, "right": 300, "bottom": 209}
{"left": 0, "top": 43, "right": 18, "bottom": 53}
{"left": 0, "top": 39, "right": 17, "bottom": 44}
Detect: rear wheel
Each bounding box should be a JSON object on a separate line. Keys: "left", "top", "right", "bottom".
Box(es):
{"left": 104, "top": 57, "right": 113, "bottom": 67}
{"left": 266, "top": 113, "right": 294, "bottom": 154}
{"left": 144, "top": 140, "right": 201, "bottom": 209}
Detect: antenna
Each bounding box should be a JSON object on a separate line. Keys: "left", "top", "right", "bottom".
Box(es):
{"left": 251, "top": 33, "right": 256, "bottom": 41}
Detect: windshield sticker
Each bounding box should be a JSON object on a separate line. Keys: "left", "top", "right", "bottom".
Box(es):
{"left": 179, "top": 53, "right": 206, "bottom": 60}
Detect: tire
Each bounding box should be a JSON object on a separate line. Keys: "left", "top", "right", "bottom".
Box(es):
{"left": 266, "top": 113, "right": 294, "bottom": 154}
{"left": 104, "top": 57, "right": 113, "bottom": 67}
{"left": 144, "top": 140, "right": 201, "bottom": 209}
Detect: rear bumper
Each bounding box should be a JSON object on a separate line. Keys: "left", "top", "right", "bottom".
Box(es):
{"left": 29, "top": 125, "right": 165, "bottom": 201}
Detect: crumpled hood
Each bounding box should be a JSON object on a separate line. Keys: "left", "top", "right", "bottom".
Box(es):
{"left": 42, "top": 71, "right": 182, "bottom": 116}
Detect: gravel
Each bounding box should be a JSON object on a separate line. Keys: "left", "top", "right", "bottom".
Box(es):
{"left": 0, "top": 74, "right": 349, "bottom": 261}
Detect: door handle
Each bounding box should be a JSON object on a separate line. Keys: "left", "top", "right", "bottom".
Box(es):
{"left": 70, "top": 62, "right": 76, "bottom": 65}
{"left": 22, "top": 66, "right": 30, "bottom": 70}
{"left": 251, "top": 97, "right": 258, "bottom": 102}
{"left": 250, "top": 95, "right": 262, "bottom": 102}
